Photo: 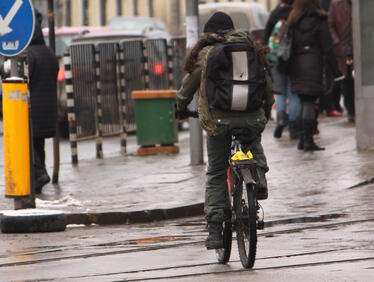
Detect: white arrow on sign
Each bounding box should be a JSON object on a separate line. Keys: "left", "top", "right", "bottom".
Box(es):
{"left": 0, "top": 0, "right": 24, "bottom": 37}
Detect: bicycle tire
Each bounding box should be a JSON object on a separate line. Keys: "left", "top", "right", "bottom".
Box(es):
{"left": 234, "top": 182, "right": 257, "bottom": 269}
{"left": 216, "top": 220, "right": 232, "bottom": 264}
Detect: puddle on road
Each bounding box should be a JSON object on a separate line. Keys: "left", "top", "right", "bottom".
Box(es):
{"left": 91, "top": 235, "right": 189, "bottom": 248}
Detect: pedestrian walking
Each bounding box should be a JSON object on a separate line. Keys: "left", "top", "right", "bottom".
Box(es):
{"left": 328, "top": 0, "right": 354, "bottom": 122}
{"left": 27, "top": 10, "right": 59, "bottom": 193}
{"left": 288, "top": 0, "right": 342, "bottom": 151}
{"left": 176, "top": 12, "right": 274, "bottom": 249}
{"left": 318, "top": 0, "right": 343, "bottom": 118}
{"left": 264, "top": 0, "right": 300, "bottom": 140}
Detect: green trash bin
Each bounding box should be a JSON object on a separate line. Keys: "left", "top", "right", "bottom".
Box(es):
{"left": 132, "top": 90, "right": 179, "bottom": 156}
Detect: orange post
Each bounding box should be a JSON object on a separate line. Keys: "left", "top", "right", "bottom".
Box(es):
{"left": 2, "top": 78, "right": 31, "bottom": 197}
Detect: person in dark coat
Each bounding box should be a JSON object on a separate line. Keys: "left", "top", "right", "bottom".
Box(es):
{"left": 264, "top": 0, "right": 301, "bottom": 140}
{"left": 328, "top": 0, "right": 354, "bottom": 122}
{"left": 288, "top": 0, "right": 342, "bottom": 151}
{"left": 27, "top": 10, "right": 59, "bottom": 193}
{"left": 264, "top": 0, "right": 294, "bottom": 44}
{"left": 318, "top": 0, "right": 343, "bottom": 117}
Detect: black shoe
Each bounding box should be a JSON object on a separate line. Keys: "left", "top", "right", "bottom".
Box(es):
{"left": 273, "top": 125, "right": 285, "bottom": 139}
{"left": 289, "top": 120, "right": 301, "bottom": 140}
{"left": 303, "top": 120, "right": 325, "bottom": 151}
{"left": 205, "top": 222, "right": 223, "bottom": 249}
{"left": 273, "top": 111, "right": 288, "bottom": 139}
{"left": 304, "top": 142, "right": 325, "bottom": 151}
{"left": 255, "top": 168, "right": 268, "bottom": 200}
{"left": 205, "top": 232, "right": 223, "bottom": 249}
{"left": 297, "top": 136, "right": 304, "bottom": 150}
{"left": 347, "top": 113, "right": 355, "bottom": 123}
{"left": 35, "top": 173, "right": 50, "bottom": 194}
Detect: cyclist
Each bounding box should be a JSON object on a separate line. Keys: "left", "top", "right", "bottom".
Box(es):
{"left": 176, "top": 12, "right": 274, "bottom": 249}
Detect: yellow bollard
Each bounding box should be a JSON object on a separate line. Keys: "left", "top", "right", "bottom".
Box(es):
{"left": 2, "top": 78, "right": 31, "bottom": 197}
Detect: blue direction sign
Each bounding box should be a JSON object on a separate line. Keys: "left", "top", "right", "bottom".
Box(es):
{"left": 0, "top": 0, "right": 35, "bottom": 56}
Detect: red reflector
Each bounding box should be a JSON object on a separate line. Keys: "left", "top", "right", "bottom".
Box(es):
{"left": 57, "top": 69, "right": 65, "bottom": 82}
{"left": 153, "top": 63, "right": 165, "bottom": 75}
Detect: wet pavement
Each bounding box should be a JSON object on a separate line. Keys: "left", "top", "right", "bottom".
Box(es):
{"left": 1, "top": 115, "right": 374, "bottom": 225}
{"left": 0, "top": 211, "right": 373, "bottom": 280}
{"left": 0, "top": 115, "right": 374, "bottom": 280}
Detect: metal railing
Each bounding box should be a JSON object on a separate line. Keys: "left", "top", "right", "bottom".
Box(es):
{"left": 64, "top": 36, "right": 188, "bottom": 163}
{"left": 97, "top": 43, "right": 121, "bottom": 136}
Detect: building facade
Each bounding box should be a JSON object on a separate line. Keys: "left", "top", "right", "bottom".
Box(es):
{"left": 32, "top": 0, "right": 278, "bottom": 35}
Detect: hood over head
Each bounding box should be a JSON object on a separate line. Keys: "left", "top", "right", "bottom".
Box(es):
{"left": 30, "top": 9, "right": 45, "bottom": 46}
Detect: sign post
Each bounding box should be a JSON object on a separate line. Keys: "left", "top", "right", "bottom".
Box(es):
{"left": 0, "top": 0, "right": 35, "bottom": 209}
{"left": 185, "top": 0, "right": 204, "bottom": 166}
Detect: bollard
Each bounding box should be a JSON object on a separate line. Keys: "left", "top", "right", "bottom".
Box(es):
{"left": 2, "top": 77, "right": 32, "bottom": 198}
{"left": 94, "top": 50, "right": 104, "bottom": 159}
{"left": 64, "top": 52, "right": 78, "bottom": 165}
{"left": 116, "top": 48, "right": 127, "bottom": 155}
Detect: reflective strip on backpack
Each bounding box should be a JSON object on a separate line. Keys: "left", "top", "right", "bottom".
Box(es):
{"left": 232, "top": 51, "right": 248, "bottom": 81}
{"left": 231, "top": 51, "right": 249, "bottom": 111}
{"left": 231, "top": 84, "right": 248, "bottom": 111}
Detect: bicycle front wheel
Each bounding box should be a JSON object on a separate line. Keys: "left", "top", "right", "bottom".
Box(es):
{"left": 234, "top": 182, "right": 257, "bottom": 269}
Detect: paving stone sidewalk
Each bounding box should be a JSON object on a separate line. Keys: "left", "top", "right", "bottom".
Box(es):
{"left": 0, "top": 116, "right": 373, "bottom": 225}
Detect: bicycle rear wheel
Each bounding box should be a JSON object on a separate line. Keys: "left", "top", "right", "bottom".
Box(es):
{"left": 234, "top": 182, "right": 257, "bottom": 269}
{"left": 216, "top": 220, "right": 232, "bottom": 264}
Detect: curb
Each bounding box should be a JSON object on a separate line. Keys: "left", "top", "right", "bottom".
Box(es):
{"left": 66, "top": 203, "right": 205, "bottom": 225}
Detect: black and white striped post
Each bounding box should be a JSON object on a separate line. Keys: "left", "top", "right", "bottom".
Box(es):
{"left": 116, "top": 48, "right": 127, "bottom": 155}
{"left": 167, "top": 45, "right": 174, "bottom": 89}
{"left": 63, "top": 52, "right": 78, "bottom": 165}
{"left": 95, "top": 49, "right": 104, "bottom": 159}
{"left": 143, "top": 43, "right": 150, "bottom": 90}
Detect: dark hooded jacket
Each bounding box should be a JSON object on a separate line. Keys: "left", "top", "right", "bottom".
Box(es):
{"left": 289, "top": 12, "right": 340, "bottom": 97}
{"left": 27, "top": 21, "right": 59, "bottom": 138}
{"left": 263, "top": 0, "right": 293, "bottom": 44}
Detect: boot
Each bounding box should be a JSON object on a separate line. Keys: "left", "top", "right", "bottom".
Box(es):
{"left": 313, "top": 118, "right": 320, "bottom": 135}
{"left": 34, "top": 169, "right": 50, "bottom": 194}
{"left": 297, "top": 134, "right": 304, "bottom": 150}
{"left": 205, "top": 222, "right": 223, "bottom": 249}
{"left": 255, "top": 167, "right": 268, "bottom": 200}
{"left": 303, "top": 120, "right": 325, "bottom": 151}
{"left": 288, "top": 120, "right": 300, "bottom": 140}
{"left": 273, "top": 111, "right": 288, "bottom": 139}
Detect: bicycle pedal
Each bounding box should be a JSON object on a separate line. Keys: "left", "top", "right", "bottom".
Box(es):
{"left": 257, "top": 220, "right": 264, "bottom": 230}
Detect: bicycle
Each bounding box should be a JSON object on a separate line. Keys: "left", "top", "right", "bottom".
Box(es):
{"left": 176, "top": 109, "right": 265, "bottom": 269}
{"left": 216, "top": 136, "right": 264, "bottom": 269}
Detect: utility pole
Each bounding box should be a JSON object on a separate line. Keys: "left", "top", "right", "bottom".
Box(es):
{"left": 48, "top": 0, "right": 60, "bottom": 184}
{"left": 185, "top": 0, "right": 204, "bottom": 165}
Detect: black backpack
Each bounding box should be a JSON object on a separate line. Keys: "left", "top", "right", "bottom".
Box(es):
{"left": 276, "top": 21, "right": 294, "bottom": 74}
{"left": 205, "top": 41, "right": 267, "bottom": 112}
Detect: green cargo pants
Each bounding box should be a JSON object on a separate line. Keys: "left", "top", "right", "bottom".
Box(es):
{"left": 205, "top": 112, "right": 268, "bottom": 224}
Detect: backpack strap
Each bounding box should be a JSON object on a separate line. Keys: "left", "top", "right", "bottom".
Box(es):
{"left": 198, "top": 45, "right": 217, "bottom": 135}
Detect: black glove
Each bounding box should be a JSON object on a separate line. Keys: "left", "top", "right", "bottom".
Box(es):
{"left": 174, "top": 104, "right": 198, "bottom": 119}
{"left": 175, "top": 109, "right": 191, "bottom": 120}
